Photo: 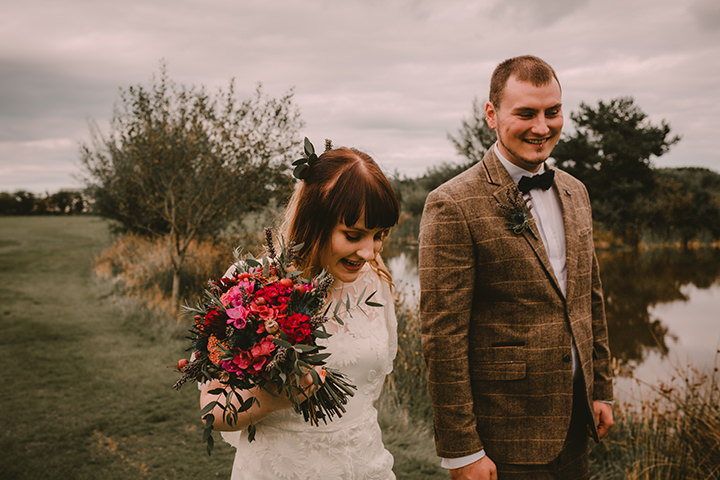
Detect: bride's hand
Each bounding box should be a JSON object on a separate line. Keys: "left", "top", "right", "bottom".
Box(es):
{"left": 199, "top": 366, "right": 326, "bottom": 431}
{"left": 269, "top": 366, "right": 326, "bottom": 408}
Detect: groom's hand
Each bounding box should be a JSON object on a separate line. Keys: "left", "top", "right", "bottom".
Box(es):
{"left": 450, "top": 456, "right": 497, "bottom": 480}
{"left": 593, "top": 401, "right": 614, "bottom": 439}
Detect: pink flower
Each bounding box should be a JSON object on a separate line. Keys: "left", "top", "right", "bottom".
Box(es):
{"left": 226, "top": 304, "right": 250, "bottom": 329}
{"left": 249, "top": 303, "right": 280, "bottom": 321}
{"left": 251, "top": 336, "right": 276, "bottom": 357}
{"left": 220, "top": 279, "right": 255, "bottom": 307}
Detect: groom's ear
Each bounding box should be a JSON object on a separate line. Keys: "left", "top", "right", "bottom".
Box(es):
{"left": 485, "top": 101, "right": 497, "bottom": 130}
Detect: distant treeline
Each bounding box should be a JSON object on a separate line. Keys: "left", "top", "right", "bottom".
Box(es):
{"left": 392, "top": 165, "right": 720, "bottom": 247}
{"left": 5, "top": 162, "right": 720, "bottom": 246}
{"left": 0, "top": 190, "right": 89, "bottom": 215}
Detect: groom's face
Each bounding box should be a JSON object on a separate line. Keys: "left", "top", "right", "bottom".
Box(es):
{"left": 485, "top": 75, "right": 563, "bottom": 172}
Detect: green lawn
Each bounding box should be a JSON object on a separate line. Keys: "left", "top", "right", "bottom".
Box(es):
{"left": 0, "top": 216, "right": 444, "bottom": 480}
{"left": 0, "top": 216, "right": 235, "bottom": 479}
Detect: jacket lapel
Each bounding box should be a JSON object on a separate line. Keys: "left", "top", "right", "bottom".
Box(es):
{"left": 555, "top": 176, "right": 579, "bottom": 302}
{"left": 483, "top": 151, "right": 564, "bottom": 299}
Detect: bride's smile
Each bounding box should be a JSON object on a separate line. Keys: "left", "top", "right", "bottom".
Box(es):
{"left": 320, "top": 214, "right": 388, "bottom": 284}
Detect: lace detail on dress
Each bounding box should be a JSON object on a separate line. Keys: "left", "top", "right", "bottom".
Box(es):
{"left": 221, "top": 263, "right": 397, "bottom": 480}
{"left": 322, "top": 264, "right": 397, "bottom": 374}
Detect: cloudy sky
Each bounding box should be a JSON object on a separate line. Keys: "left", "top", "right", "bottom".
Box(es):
{"left": 2, "top": 0, "right": 719, "bottom": 193}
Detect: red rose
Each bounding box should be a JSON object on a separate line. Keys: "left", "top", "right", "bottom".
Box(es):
{"left": 279, "top": 312, "right": 313, "bottom": 344}
{"left": 200, "top": 309, "right": 227, "bottom": 336}
{"left": 256, "top": 283, "right": 292, "bottom": 307}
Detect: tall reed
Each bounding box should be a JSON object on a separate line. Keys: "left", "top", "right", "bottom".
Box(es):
{"left": 380, "top": 291, "right": 433, "bottom": 424}
{"left": 590, "top": 355, "right": 720, "bottom": 479}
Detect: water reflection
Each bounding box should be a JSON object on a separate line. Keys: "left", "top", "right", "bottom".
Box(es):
{"left": 384, "top": 237, "right": 720, "bottom": 383}
{"left": 599, "top": 248, "right": 720, "bottom": 375}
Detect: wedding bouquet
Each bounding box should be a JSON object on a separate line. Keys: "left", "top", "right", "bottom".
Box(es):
{"left": 174, "top": 229, "right": 376, "bottom": 454}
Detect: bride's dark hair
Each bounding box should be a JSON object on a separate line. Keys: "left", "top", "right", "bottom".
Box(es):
{"left": 280, "top": 145, "right": 400, "bottom": 281}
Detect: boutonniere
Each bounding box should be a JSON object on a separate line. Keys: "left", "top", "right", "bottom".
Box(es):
{"left": 497, "top": 187, "right": 538, "bottom": 240}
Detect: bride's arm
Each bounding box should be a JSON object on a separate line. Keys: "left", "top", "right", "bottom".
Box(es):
{"left": 199, "top": 368, "right": 322, "bottom": 431}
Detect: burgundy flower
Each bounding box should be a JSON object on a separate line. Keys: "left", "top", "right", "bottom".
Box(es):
{"left": 279, "top": 312, "right": 313, "bottom": 344}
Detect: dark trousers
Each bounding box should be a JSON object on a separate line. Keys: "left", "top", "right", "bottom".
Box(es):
{"left": 495, "top": 379, "right": 592, "bottom": 480}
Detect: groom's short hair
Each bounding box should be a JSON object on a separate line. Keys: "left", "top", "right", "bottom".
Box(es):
{"left": 489, "top": 55, "right": 561, "bottom": 108}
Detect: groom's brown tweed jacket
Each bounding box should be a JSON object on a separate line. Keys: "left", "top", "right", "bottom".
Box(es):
{"left": 419, "top": 149, "right": 613, "bottom": 465}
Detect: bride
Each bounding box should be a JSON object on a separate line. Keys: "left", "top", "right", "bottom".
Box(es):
{"left": 199, "top": 139, "right": 400, "bottom": 479}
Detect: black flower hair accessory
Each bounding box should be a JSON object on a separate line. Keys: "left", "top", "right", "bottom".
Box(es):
{"left": 497, "top": 187, "right": 538, "bottom": 240}
{"left": 292, "top": 137, "right": 318, "bottom": 180}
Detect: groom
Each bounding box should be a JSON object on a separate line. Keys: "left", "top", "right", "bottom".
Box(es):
{"left": 419, "top": 55, "right": 614, "bottom": 479}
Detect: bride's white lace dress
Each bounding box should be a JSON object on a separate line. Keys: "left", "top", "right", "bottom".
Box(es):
{"left": 221, "top": 264, "right": 397, "bottom": 479}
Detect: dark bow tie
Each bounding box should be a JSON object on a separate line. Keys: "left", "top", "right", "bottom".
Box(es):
{"left": 518, "top": 169, "right": 555, "bottom": 194}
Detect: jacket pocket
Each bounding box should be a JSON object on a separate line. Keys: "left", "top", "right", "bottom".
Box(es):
{"left": 472, "top": 361, "right": 526, "bottom": 381}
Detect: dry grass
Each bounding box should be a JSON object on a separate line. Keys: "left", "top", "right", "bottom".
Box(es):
{"left": 92, "top": 232, "right": 263, "bottom": 316}
{"left": 590, "top": 355, "right": 720, "bottom": 479}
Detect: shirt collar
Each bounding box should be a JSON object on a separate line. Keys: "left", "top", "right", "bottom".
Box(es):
{"left": 493, "top": 143, "right": 546, "bottom": 185}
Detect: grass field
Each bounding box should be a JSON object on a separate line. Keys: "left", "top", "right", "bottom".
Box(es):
{"left": 0, "top": 216, "right": 443, "bottom": 479}
{"left": 0, "top": 216, "right": 237, "bottom": 479}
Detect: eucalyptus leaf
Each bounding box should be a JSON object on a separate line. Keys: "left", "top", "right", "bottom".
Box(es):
{"left": 237, "top": 396, "right": 255, "bottom": 413}
{"left": 200, "top": 402, "right": 218, "bottom": 417}
{"left": 308, "top": 368, "right": 320, "bottom": 385}
{"left": 202, "top": 415, "right": 215, "bottom": 436}
{"left": 304, "top": 137, "right": 314, "bottom": 156}
{"left": 206, "top": 434, "right": 214, "bottom": 455}
{"left": 293, "top": 164, "right": 307, "bottom": 178}
{"left": 313, "top": 329, "right": 331, "bottom": 339}
{"left": 293, "top": 344, "right": 315, "bottom": 353}
{"left": 273, "top": 337, "right": 293, "bottom": 349}
{"left": 306, "top": 353, "right": 331, "bottom": 364}
{"left": 364, "top": 290, "right": 383, "bottom": 307}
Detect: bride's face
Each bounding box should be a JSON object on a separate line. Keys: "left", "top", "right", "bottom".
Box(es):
{"left": 319, "top": 215, "right": 388, "bottom": 284}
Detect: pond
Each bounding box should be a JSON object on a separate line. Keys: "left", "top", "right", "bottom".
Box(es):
{"left": 384, "top": 244, "right": 720, "bottom": 405}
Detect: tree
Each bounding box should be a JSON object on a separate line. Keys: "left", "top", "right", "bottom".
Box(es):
{"left": 48, "top": 190, "right": 85, "bottom": 214}
{"left": 646, "top": 168, "right": 720, "bottom": 246}
{"left": 80, "top": 64, "right": 303, "bottom": 312}
{"left": 552, "top": 97, "right": 681, "bottom": 243}
{"left": 12, "top": 191, "right": 37, "bottom": 215}
{"left": 448, "top": 98, "right": 497, "bottom": 165}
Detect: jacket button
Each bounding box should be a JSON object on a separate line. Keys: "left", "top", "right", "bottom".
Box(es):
{"left": 562, "top": 354, "right": 572, "bottom": 362}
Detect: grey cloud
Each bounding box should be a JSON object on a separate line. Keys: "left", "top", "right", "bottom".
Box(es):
{"left": 488, "top": 0, "right": 591, "bottom": 27}
{"left": 1, "top": 0, "right": 718, "bottom": 193}
{"left": 0, "top": 58, "right": 117, "bottom": 140}
{"left": 690, "top": 0, "right": 720, "bottom": 30}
